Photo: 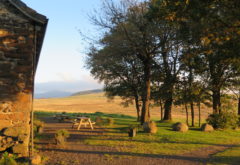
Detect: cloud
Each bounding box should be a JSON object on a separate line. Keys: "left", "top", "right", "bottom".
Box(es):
{"left": 56, "top": 72, "right": 76, "bottom": 82}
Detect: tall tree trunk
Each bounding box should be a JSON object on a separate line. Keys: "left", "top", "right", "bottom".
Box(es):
{"left": 185, "top": 104, "right": 189, "bottom": 126}
{"left": 198, "top": 102, "right": 201, "bottom": 127}
{"left": 134, "top": 95, "right": 141, "bottom": 122}
{"left": 238, "top": 96, "right": 240, "bottom": 116}
{"left": 141, "top": 62, "right": 151, "bottom": 124}
{"left": 162, "top": 51, "right": 173, "bottom": 121}
{"left": 163, "top": 92, "right": 173, "bottom": 121}
{"left": 212, "top": 89, "right": 221, "bottom": 114}
{"left": 160, "top": 99, "right": 163, "bottom": 120}
{"left": 148, "top": 106, "right": 151, "bottom": 118}
{"left": 190, "top": 102, "right": 195, "bottom": 127}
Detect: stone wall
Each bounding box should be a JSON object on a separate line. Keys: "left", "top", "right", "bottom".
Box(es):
{"left": 0, "top": 2, "right": 36, "bottom": 157}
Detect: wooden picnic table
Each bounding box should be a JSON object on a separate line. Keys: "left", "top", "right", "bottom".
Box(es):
{"left": 73, "top": 117, "right": 95, "bottom": 130}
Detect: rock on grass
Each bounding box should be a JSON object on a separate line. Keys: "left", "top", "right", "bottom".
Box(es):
{"left": 172, "top": 122, "right": 188, "bottom": 132}
{"left": 143, "top": 121, "right": 158, "bottom": 134}
{"left": 201, "top": 123, "right": 214, "bottom": 132}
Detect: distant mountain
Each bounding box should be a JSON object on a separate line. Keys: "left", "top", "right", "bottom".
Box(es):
{"left": 34, "top": 91, "right": 72, "bottom": 99}
{"left": 71, "top": 89, "right": 103, "bottom": 96}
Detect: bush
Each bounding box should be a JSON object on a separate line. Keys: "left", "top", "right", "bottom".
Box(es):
{"left": 55, "top": 129, "right": 70, "bottom": 146}
{"left": 206, "top": 112, "right": 239, "bottom": 129}
{"left": 34, "top": 119, "right": 44, "bottom": 134}
{"left": 0, "top": 152, "right": 17, "bottom": 165}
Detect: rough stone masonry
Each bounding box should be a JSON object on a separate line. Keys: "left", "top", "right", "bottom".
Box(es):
{"left": 0, "top": 0, "right": 47, "bottom": 157}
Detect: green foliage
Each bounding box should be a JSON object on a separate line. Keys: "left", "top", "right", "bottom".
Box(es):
{"left": 56, "top": 129, "right": 70, "bottom": 138}
{"left": 206, "top": 112, "right": 239, "bottom": 129}
{"left": 55, "top": 129, "right": 70, "bottom": 146}
{"left": 34, "top": 119, "right": 44, "bottom": 134}
{"left": 0, "top": 152, "right": 17, "bottom": 165}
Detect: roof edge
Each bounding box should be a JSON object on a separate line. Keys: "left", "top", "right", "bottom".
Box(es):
{"left": 8, "top": 0, "right": 48, "bottom": 24}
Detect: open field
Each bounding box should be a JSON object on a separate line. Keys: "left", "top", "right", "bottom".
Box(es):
{"left": 34, "top": 92, "right": 212, "bottom": 122}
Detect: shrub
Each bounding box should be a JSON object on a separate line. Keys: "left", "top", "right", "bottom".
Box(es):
{"left": 55, "top": 129, "right": 70, "bottom": 146}
{"left": 34, "top": 119, "right": 44, "bottom": 134}
{"left": 0, "top": 152, "right": 17, "bottom": 165}
{"left": 206, "top": 112, "right": 239, "bottom": 129}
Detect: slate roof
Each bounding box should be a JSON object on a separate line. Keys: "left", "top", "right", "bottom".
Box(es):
{"left": 7, "top": 0, "right": 48, "bottom": 71}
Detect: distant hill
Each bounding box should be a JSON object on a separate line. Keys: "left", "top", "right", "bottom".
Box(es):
{"left": 34, "top": 91, "right": 72, "bottom": 99}
{"left": 71, "top": 89, "right": 103, "bottom": 96}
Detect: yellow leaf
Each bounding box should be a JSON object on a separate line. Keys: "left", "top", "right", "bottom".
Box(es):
{"left": 225, "top": 37, "right": 230, "bottom": 41}
{"left": 201, "top": 37, "right": 210, "bottom": 46}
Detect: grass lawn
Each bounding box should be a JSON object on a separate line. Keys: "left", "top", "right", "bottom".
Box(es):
{"left": 35, "top": 111, "right": 240, "bottom": 164}
{"left": 209, "top": 147, "right": 240, "bottom": 164}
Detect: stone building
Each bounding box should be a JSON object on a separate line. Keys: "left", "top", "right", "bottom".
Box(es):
{"left": 0, "top": 0, "right": 48, "bottom": 156}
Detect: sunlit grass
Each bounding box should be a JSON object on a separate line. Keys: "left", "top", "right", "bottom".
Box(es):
{"left": 34, "top": 111, "right": 240, "bottom": 164}
{"left": 82, "top": 114, "right": 240, "bottom": 157}
{"left": 209, "top": 146, "right": 240, "bottom": 164}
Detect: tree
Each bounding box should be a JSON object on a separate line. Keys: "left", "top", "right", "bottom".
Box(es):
{"left": 147, "top": 0, "right": 185, "bottom": 121}
{"left": 227, "top": 77, "right": 240, "bottom": 115}
{"left": 88, "top": 0, "right": 176, "bottom": 123}
{"left": 86, "top": 33, "right": 144, "bottom": 121}
{"left": 162, "top": 0, "right": 240, "bottom": 114}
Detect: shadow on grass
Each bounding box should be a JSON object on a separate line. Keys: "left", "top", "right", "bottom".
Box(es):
{"left": 39, "top": 148, "right": 207, "bottom": 163}
{"left": 209, "top": 155, "right": 240, "bottom": 165}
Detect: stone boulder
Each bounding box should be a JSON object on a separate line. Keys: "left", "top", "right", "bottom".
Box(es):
{"left": 143, "top": 121, "right": 158, "bottom": 134}
{"left": 201, "top": 123, "right": 214, "bottom": 132}
{"left": 31, "top": 155, "right": 42, "bottom": 165}
{"left": 172, "top": 122, "right": 188, "bottom": 132}
{"left": 128, "top": 127, "right": 137, "bottom": 137}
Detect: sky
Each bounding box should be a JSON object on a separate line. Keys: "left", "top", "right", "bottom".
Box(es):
{"left": 22, "top": 0, "right": 104, "bottom": 93}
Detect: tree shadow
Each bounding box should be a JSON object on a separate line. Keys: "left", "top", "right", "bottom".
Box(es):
{"left": 39, "top": 148, "right": 208, "bottom": 163}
